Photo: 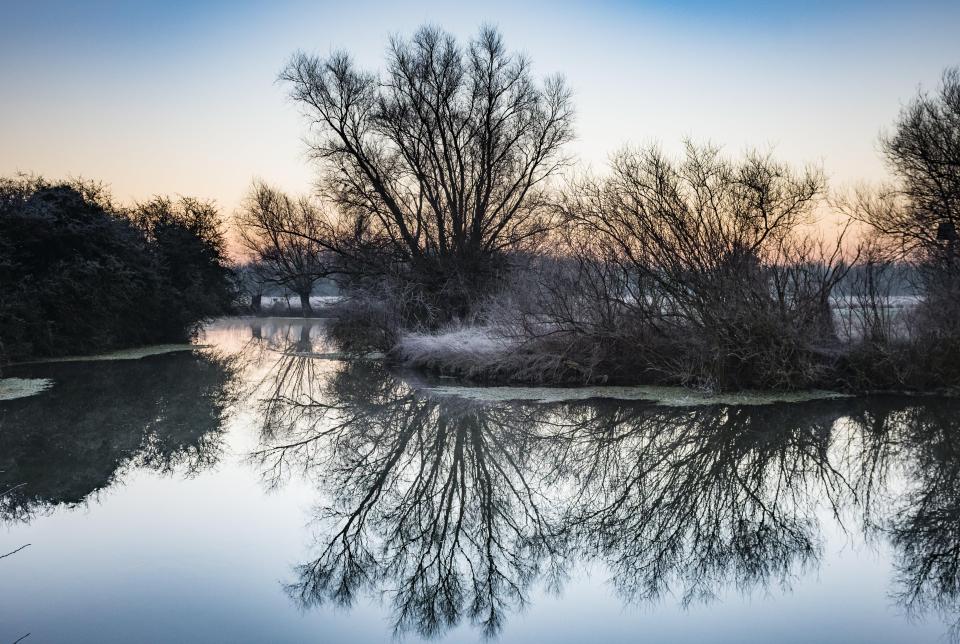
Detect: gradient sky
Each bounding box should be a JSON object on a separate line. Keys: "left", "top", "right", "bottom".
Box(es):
{"left": 2, "top": 0, "right": 959, "bottom": 219}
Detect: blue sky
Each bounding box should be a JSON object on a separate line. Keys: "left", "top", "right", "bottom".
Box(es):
{"left": 2, "top": 0, "right": 958, "bottom": 217}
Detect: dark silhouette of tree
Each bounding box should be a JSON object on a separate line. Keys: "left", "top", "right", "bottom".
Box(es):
{"left": 234, "top": 260, "right": 275, "bottom": 314}
{"left": 133, "top": 195, "right": 236, "bottom": 334}
{"left": 854, "top": 68, "right": 960, "bottom": 256}
{"left": 236, "top": 181, "right": 333, "bottom": 316}
{"left": 840, "top": 67, "right": 960, "bottom": 388}
{"left": 280, "top": 25, "right": 574, "bottom": 320}
{"left": 0, "top": 175, "right": 235, "bottom": 363}
{"left": 0, "top": 177, "right": 159, "bottom": 360}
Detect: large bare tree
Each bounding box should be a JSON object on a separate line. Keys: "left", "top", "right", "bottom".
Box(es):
{"left": 280, "top": 25, "right": 574, "bottom": 312}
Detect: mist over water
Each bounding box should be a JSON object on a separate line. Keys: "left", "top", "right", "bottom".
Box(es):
{"left": 1, "top": 318, "right": 958, "bottom": 643}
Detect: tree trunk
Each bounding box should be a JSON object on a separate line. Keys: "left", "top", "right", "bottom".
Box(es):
{"left": 817, "top": 294, "right": 836, "bottom": 339}
{"left": 251, "top": 293, "right": 262, "bottom": 314}
{"left": 298, "top": 291, "right": 313, "bottom": 317}
{"left": 297, "top": 324, "right": 312, "bottom": 353}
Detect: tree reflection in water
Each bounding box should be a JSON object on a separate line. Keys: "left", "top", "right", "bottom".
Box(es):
{"left": 253, "top": 358, "right": 566, "bottom": 637}
{"left": 246, "top": 326, "right": 960, "bottom": 639}
{"left": 884, "top": 406, "right": 960, "bottom": 638}
{"left": 0, "top": 350, "right": 239, "bottom": 523}
{"left": 552, "top": 402, "right": 849, "bottom": 606}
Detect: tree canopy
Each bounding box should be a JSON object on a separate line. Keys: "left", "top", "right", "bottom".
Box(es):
{"left": 281, "top": 25, "right": 574, "bottom": 307}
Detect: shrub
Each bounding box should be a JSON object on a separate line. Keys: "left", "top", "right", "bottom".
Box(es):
{"left": 0, "top": 175, "right": 235, "bottom": 363}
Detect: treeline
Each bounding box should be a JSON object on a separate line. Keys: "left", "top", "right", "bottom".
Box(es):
{"left": 0, "top": 176, "right": 235, "bottom": 364}
{"left": 232, "top": 25, "right": 960, "bottom": 393}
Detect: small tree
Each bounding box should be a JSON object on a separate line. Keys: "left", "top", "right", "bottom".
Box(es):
{"left": 235, "top": 260, "right": 274, "bottom": 314}
{"left": 236, "top": 181, "right": 331, "bottom": 316}
{"left": 865, "top": 67, "right": 960, "bottom": 256}
{"left": 280, "top": 25, "right": 574, "bottom": 320}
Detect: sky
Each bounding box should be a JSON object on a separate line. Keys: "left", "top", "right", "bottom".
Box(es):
{"left": 2, "top": 0, "right": 959, "bottom": 223}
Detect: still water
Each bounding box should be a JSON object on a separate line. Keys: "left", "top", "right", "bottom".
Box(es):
{"left": 2, "top": 318, "right": 959, "bottom": 643}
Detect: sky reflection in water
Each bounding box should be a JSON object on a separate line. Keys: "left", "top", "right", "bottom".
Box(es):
{"left": 1, "top": 318, "right": 958, "bottom": 643}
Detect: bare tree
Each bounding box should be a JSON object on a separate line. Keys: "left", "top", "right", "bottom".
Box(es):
{"left": 838, "top": 67, "right": 960, "bottom": 386}
{"left": 236, "top": 181, "right": 332, "bottom": 316}
{"left": 855, "top": 67, "right": 960, "bottom": 256}
{"left": 548, "top": 142, "right": 850, "bottom": 390}
{"left": 235, "top": 260, "right": 274, "bottom": 314}
{"left": 280, "top": 25, "right": 574, "bottom": 317}
{"left": 563, "top": 143, "right": 824, "bottom": 284}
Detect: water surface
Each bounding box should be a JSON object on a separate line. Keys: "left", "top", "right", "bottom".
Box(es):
{"left": 1, "top": 318, "right": 958, "bottom": 643}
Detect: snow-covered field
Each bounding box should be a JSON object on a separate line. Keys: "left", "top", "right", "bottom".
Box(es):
{"left": 259, "top": 295, "right": 343, "bottom": 309}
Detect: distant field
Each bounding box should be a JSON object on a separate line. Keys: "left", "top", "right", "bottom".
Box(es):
{"left": 258, "top": 295, "right": 343, "bottom": 310}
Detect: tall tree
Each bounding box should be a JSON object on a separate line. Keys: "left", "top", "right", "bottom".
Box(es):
{"left": 280, "top": 25, "right": 574, "bottom": 313}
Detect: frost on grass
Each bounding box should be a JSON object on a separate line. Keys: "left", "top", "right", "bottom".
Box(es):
{"left": 393, "top": 327, "right": 517, "bottom": 377}
{"left": 396, "top": 327, "right": 852, "bottom": 404}
{"left": 397, "top": 327, "right": 509, "bottom": 360}
{"left": 0, "top": 377, "right": 54, "bottom": 401}
{"left": 420, "top": 384, "right": 849, "bottom": 407}
{"left": 22, "top": 344, "right": 205, "bottom": 364}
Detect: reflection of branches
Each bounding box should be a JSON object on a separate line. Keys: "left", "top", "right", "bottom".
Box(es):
{"left": 255, "top": 361, "right": 565, "bottom": 638}
{"left": 251, "top": 358, "right": 859, "bottom": 637}
{"left": 545, "top": 402, "right": 855, "bottom": 606}
{"left": 880, "top": 403, "right": 960, "bottom": 637}
{"left": 0, "top": 543, "right": 30, "bottom": 560}
{"left": 536, "top": 394, "right": 960, "bottom": 636}
{"left": 827, "top": 398, "right": 960, "bottom": 637}
{"left": 248, "top": 341, "right": 960, "bottom": 638}
{"left": 0, "top": 351, "right": 238, "bottom": 521}
{"left": 243, "top": 322, "right": 344, "bottom": 454}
